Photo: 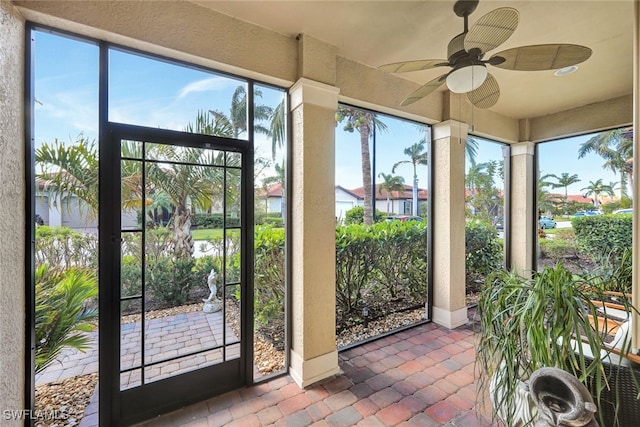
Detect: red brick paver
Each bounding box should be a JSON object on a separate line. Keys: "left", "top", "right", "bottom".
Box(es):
{"left": 128, "top": 311, "right": 501, "bottom": 427}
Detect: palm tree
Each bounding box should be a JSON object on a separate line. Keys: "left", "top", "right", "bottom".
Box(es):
{"left": 392, "top": 140, "right": 428, "bottom": 217}
{"left": 548, "top": 172, "right": 580, "bottom": 213}
{"left": 466, "top": 136, "right": 480, "bottom": 167}
{"left": 35, "top": 134, "right": 99, "bottom": 216}
{"left": 465, "top": 162, "right": 491, "bottom": 216}
{"left": 146, "top": 144, "right": 228, "bottom": 258}
{"left": 578, "top": 129, "right": 633, "bottom": 198}
{"left": 581, "top": 179, "right": 606, "bottom": 208}
{"left": 209, "top": 85, "right": 272, "bottom": 139}
{"left": 336, "top": 106, "right": 388, "bottom": 225}
{"left": 377, "top": 172, "right": 405, "bottom": 214}
{"left": 538, "top": 173, "right": 557, "bottom": 214}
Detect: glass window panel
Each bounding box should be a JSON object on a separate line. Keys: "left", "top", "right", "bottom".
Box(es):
{"left": 145, "top": 143, "right": 224, "bottom": 166}
{"left": 225, "top": 284, "right": 241, "bottom": 345}
{"left": 109, "top": 48, "right": 247, "bottom": 139}
{"left": 224, "top": 232, "right": 241, "bottom": 284}
{"left": 225, "top": 343, "right": 241, "bottom": 362}
{"left": 120, "top": 299, "right": 142, "bottom": 373}
{"left": 122, "top": 139, "right": 143, "bottom": 160}
{"left": 144, "top": 349, "right": 224, "bottom": 384}
{"left": 226, "top": 168, "right": 242, "bottom": 226}
{"left": 120, "top": 369, "right": 142, "bottom": 391}
{"left": 122, "top": 157, "right": 143, "bottom": 231}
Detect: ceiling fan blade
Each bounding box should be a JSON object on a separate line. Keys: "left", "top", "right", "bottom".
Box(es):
{"left": 489, "top": 44, "right": 592, "bottom": 71}
{"left": 464, "top": 7, "right": 519, "bottom": 54}
{"left": 467, "top": 73, "right": 499, "bottom": 109}
{"left": 400, "top": 75, "right": 447, "bottom": 106}
{"left": 378, "top": 59, "right": 449, "bottom": 73}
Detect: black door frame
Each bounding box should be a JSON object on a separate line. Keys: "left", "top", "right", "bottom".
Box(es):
{"left": 99, "top": 122, "right": 254, "bottom": 426}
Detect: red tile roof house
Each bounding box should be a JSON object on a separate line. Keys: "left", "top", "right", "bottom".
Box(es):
{"left": 335, "top": 184, "right": 428, "bottom": 223}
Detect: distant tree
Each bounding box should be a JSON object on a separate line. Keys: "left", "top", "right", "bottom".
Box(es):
{"left": 538, "top": 173, "right": 558, "bottom": 214}
{"left": 392, "top": 140, "right": 428, "bottom": 216}
{"left": 378, "top": 173, "right": 405, "bottom": 214}
{"left": 578, "top": 129, "right": 633, "bottom": 198}
{"left": 336, "top": 106, "right": 388, "bottom": 225}
{"left": 548, "top": 172, "right": 580, "bottom": 213}
{"left": 581, "top": 179, "right": 607, "bottom": 208}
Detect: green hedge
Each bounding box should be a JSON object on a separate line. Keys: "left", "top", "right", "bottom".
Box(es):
{"left": 465, "top": 221, "right": 503, "bottom": 292}
{"left": 572, "top": 215, "right": 632, "bottom": 263}
{"left": 192, "top": 213, "right": 241, "bottom": 229}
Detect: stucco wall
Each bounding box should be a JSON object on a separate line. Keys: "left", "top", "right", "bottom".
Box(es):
{"left": 0, "top": 1, "right": 25, "bottom": 424}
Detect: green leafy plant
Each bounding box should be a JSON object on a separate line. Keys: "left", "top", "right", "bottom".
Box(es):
{"left": 369, "top": 220, "right": 427, "bottom": 300}
{"left": 465, "top": 221, "right": 503, "bottom": 291}
{"left": 335, "top": 224, "right": 377, "bottom": 317}
{"left": 254, "top": 227, "right": 285, "bottom": 324}
{"left": 35, "top": 226, "right": 98, "bottom": 271}
{"left": 343, "top": 206, "right": 386, "bottom": 225}
{"left": 35, "top": 264, "right": 98, "bottom": 374}
{"left": 476, "top": 264, "right": 628, "bottom": 426}
{"left": 572, "top": 215, "right": 632, "bottom": 264}
{"left": 145, "top": 257, "right": 197, "bottom": 306}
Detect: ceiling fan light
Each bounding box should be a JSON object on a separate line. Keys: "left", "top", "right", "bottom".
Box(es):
{"left": 554, "top": 65, "right": 579, "bottom": 77}
{"left": 446, "top": 65, "right": 488, "bottom": 93}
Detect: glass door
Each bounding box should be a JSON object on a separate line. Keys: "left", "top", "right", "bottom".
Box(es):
{"left": 100, "top": 122, "right": 252, "bottom": 426}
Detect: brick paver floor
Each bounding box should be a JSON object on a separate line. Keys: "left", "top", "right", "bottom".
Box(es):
{"left": 41, "top": 309, "right": 500, "bottom": 426}
{"left": 132, "top": 318, "right": 499, "bottom": 427}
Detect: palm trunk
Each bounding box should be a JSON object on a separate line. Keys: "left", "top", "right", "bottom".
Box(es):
{"left": 172, "top": 208, "right": 194, "bottom": 259}
{"left": 412, "top": 177, "right": 418, "bottom": 216}
{"left": 360, "top": 123, "right": 373, "bottom": 225}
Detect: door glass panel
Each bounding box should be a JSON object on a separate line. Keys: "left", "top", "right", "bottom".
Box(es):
{"left": 119, "top": 137, "right": 243, "bottom": 390}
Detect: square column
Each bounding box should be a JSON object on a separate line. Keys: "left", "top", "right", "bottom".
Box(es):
{"left": 431, "top": 121, "right": 468, "bottom": 329}
{"left": 288, "top": 78, "right": 341, "bottom": 387}
{"left": 509, "top": 142, "right": 535, "bottom": 273}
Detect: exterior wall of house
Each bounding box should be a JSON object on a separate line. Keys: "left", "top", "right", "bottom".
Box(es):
{"left": 334, "top": 187, "right": 359, "bottom": 222}
{"left": 267, "top": 197, "right": 281, "bottom": 214}
{"left": 0, "top": 2, "right": 25, "bottom": 423}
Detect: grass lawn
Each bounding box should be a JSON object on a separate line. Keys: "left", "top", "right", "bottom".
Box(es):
{"left": 191, "top": 228, "right": 241, "bottom": 240}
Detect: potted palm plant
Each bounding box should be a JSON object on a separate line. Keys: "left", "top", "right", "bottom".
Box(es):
{"left": 476, "top": 263, "right": 638, "bottom": 426}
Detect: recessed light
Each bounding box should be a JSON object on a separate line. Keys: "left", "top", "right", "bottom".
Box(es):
{"left": 554, "top": 65, "right": 579, "bottom": 77}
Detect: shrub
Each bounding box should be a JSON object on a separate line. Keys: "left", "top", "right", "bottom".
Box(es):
{"left": 572, "top": 215, "right": 632, "bottom": 263}
{"left": 254, "top": 227, "right": 285, "bottom": 325}
{"left": 539, "top": 229, "right": 578, "bottom": 259}
{"left": 465, "top": 221, "right": 503, "bottom": 290}
{"left": 335, "top": 224, "right": 377, "bottom": 316}
{"left": 145, "top": 257, "right": 197, "bottom": 306}
{"left": 344, "top": 206, "right": 386, "bottom": 225}
{"left": 35, "top": 226, "right": 98, "bottom": 271}
{"left": 35, "top": 264, "right": 98, "bottom": 374}
{"left": 368, "top": 221, "right": 427, "bottom": 300}
{"left": 255, "top": 212, "right": 284, "bottom": 228}
{"left": 191, "top": 213, "right": 241, "bottom": 229}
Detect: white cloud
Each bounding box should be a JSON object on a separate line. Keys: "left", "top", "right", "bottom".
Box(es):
{"left": 177, "top": 77, "right": 235, "bottom": 99}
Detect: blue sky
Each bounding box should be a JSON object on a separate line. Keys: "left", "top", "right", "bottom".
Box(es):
{"left": 34, "top": 30, "right": 619, "bottom": 197}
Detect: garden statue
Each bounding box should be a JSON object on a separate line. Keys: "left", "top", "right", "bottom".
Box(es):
{"left": 202, "top": 269, "right": 222, "bottom": 313}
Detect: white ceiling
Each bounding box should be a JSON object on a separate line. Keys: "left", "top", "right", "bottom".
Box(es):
{"left": 192, "top": 0, "right": 634, "bottom": 120}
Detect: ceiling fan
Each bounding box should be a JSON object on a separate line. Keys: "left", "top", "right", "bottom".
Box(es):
{"left": 378, "top": 0, "right": 592, "bottom": 108}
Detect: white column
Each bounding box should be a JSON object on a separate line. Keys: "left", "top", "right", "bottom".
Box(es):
{"left": 509, "top": 142, "right": 536, "bottom": 273}
{"left": 289, "top": 78, "right": 341, "bottom": 387}
{"left": 431, "top": 120, "right": 468, "bottom": 329}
